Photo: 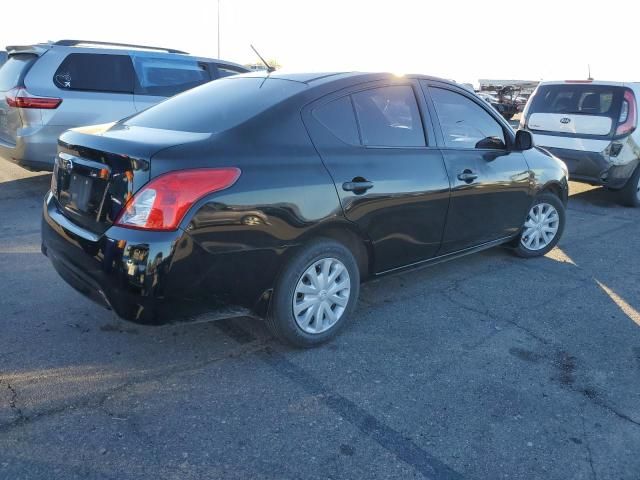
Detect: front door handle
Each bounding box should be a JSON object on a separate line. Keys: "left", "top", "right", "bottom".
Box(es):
{"left": 342, "top": 180, "right": 374, "bottom": 192}
{"left": 457, "top": 170, "right": 478, "bottom": 183}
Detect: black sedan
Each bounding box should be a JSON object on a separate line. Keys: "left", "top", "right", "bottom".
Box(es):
{"left": 42, "top": 72, "right": 569, "bottom": 347}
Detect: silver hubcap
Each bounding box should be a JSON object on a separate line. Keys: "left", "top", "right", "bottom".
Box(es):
{"left": 293, "top": 258, "right": 351, "bottom": 334}
{"left": 521, "top": 202, "right": 560, "bottom": 251}
{"left": 636, "top": 175, "right": 640, "bottom": 201}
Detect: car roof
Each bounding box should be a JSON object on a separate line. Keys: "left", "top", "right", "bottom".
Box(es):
{"left": 5, "top": 40, "right": 247, "bottom": 70}
{"left": 538, "top": 80, "right": 640, "bottom": 88}
{"left": 239, "top": 70, "right": 455, "bottom": 87}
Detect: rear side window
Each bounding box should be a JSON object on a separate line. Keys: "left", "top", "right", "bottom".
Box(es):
{"left": 132, "top": 56, "right": 211, "bottom": 96}
{"left": 430, "top": 87, "right": 506, "bottom": 149}
{"left": 53, "top": 53, "right": 135, "bottom": 93}
{"left": 0, "top": 54, "right": 37, "bottom": 91}
{"left": 313, "top": 96, "right": 360, "bottom": 145}
{"left": 352, "top": 86, "right": 425, "bottom": 147}
{"left": 528, "top": 84, "right": 622, "bottom": 118}
{"left": 125, "top": 77, "right": 306, "bottom": 133}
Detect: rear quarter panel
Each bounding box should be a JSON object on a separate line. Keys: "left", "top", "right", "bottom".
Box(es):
{"left": 150, "top": 99, "right": 346, "bottom": 310}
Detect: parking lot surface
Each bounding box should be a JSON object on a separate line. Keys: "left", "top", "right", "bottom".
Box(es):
{"left": 1, "top": 159, "right": 639, "bottom": 480}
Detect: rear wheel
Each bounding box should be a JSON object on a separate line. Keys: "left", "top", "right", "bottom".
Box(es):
{"left": 618, "top": 165, "right": 640, "bottom": 207}
{"left": 267, "top": 239, "right": 360, "bottom": 347}
{"left": 513, "top": 193, "right": 566, "bottom": 258}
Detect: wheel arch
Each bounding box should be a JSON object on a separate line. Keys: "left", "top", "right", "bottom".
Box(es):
{"left": 538, "top": 180, "right": 569, "bottom": 205}
{"left": 253, "top": 219, "right": 373, "bottom": 319}
{"left": 296, "top": 220, "right": 373, "bottom": 280}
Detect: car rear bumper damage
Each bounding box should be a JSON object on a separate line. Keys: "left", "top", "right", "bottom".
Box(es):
{"left": 542, "top": 146, "right": 639, "bottom": 189}
{"left": 41, "top": 192, "right": 253, "bottom": 325}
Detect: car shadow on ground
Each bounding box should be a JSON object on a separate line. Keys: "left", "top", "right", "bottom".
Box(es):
{"left": 568, "top": 185, "right": 624, "bottom": 208}
{"left": 0, "top": 172, "right": 51, "bottom": 201}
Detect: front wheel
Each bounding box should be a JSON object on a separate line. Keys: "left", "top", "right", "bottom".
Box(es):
{"left": 267, "top": 239, "right": 360, "bottom": 347}
{"left": 513, "top": 193, "right": 566, "bottom": 258}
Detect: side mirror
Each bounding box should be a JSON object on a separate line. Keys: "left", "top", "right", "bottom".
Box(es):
{"left": 475, "top": 136, "right": 506, "bottom": 150}
{"left": 514, "top": 129, "right": 533, "bottom": 150}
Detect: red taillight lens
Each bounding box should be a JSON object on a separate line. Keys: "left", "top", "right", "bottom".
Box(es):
{"left": 6, "top": 87, "right": 62, "bottom": 109}
{"left": 115, "top": 168, "right": 241, "bottom": 231}
{"left": 616, "top": 89, "right": 637, "bottom": 136}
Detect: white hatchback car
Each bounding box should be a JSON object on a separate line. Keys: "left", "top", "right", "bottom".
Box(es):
{"left": 521, "top": 80, "right": 639, "bottom": 206}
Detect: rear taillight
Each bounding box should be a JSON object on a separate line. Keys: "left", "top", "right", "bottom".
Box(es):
{"left": 616, "top": 89, "right": 637, "bottom": 136}
{"left": 115, "top": 168, "right": 241, "bottom": 231}
{"left": 5, "top": 87, "right": 62, "bottom": 109}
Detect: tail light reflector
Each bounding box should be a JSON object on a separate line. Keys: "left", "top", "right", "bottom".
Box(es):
{"left": 616, "top": 89, "right": 637, "bottom": 136}
{"left": 6, "top": 87, "right": 62, "bottom": 109}
{"left": 115, "top": 168, "right": 241, "bottom": 231}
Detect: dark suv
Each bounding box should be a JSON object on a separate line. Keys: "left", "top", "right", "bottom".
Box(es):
{"left": 0, "top": 40, "right": 248, "bottom": 171}
{"left": 41, "top": 72, "right": 569, "bottom": 347}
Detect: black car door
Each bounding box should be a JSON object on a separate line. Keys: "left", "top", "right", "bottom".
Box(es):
{"left": 303, "top": 80, "right": 451, "bottom": 273}
{"left": 422, "top": 82, "right": 532, "bottom": 254}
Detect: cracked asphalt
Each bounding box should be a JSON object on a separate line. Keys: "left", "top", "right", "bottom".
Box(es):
{"left": 1, "top": 158, "right": 639, "bottom": 479}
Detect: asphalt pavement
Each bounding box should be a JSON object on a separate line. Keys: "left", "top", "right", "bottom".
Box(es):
{"left": 1, "top": 158, "right": 639, "bottom": 480}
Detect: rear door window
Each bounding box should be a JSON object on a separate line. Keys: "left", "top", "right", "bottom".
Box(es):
{"left": 132, "top": 56, "right": 211, "bottom": 96}
{"left": 430, "top": 87, "right": 506, "bottom": 149}
{"left": 0, "top": 54, "right": 37, "bottom": 91}
{"left": 352, "top": 86, "right": 425, "bottom": 147}
{"left": 313, "top": 96, "right": 360, "bottom": 145}
{"left": 53, "top": 53, "right": 135, "bottom": 93}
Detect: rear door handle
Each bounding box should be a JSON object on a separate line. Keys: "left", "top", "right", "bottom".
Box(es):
{"left": 342, "top": 180, "right": 374, "bottom": 192}
{"left": 457, "top": 170, "right": 478, "bottom": 183}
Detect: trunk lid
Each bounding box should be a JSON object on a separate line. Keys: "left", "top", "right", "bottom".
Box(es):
{"left": 0, "top": 53, "right": 38, "bottom": 145}
{"left": 525, "top": 83, "right": 625, "bottom": 137}
{"left": 52, "top": 123, "right": 210, "bottom": 235}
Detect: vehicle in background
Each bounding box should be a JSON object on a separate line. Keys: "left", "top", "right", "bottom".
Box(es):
{"left": 41, "top": 71, "right": 568, "bottom": 347}
{"left": 0, "top": 51, "right": 7, "bottom": 68}
{"left": 0, "top": 40, "right": 249, "bottom": 171}
{"left": 521, "top": 80, "right": 639, "bottom": 206}
{"left": 476, "top": 92, "right": 508, "bottom": 117}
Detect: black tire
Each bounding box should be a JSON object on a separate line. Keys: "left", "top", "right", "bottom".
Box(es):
{"left": 267, "top": 238, "right": 360, "bottom": 348}
{"left": 513, "top": 192, "right": 566, "bottom": 258}
{"left": 617, "top": 165, "right": 640, "bottom": 207}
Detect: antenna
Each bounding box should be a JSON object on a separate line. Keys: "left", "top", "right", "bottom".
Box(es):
{"left": 250, "top": 44, "right": 275, "bottom": 73}
{"left": 588, "top": 64, "right": 593, "bottom": 80}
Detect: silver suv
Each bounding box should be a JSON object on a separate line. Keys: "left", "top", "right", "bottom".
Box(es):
{"left": 0, "top": 40, "right": 249, "bottom": 171}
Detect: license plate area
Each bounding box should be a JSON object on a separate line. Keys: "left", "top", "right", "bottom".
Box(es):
{"left": 54, "top": 153, "right": 110, "bottom": 220}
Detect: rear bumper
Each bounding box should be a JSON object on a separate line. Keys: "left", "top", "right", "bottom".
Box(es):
{"left": 0, "top": 125, "right": 66, "bottom": 171}
{"left": 543, "top": 146, "right": 638, "bottom": 189}
{"left": 41, "top": 192, "right": 252, "bottom": 324}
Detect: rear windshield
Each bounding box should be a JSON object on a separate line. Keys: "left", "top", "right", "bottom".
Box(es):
{"left": 125, "top": 76, "right": 306, "bottom": 133}
{"left": 0, "top": 54, "right": 37, "bottom": 91}
{"left": 528, "top": 84, "right": 623, "bottom": 119}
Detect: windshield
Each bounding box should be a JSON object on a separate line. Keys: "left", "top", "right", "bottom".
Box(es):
{"left": 125, "top": 76, "right": 307, "bottom": 133}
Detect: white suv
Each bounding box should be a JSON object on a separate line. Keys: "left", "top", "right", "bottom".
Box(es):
{"left": 521, "top": 80, "right": 639, "bottom": 206}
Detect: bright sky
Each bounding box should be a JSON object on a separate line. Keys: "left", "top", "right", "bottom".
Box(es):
{"left": 2, "top": 0, "right": 636, "bottom": 85}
